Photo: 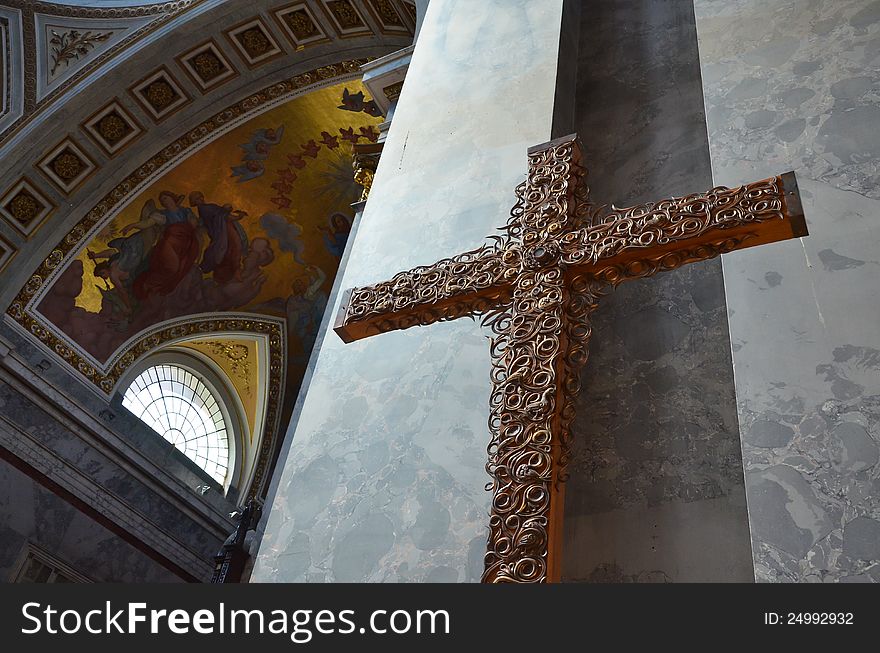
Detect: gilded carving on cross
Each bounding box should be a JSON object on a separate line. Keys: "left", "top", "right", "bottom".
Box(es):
{"left": 333, "top": 134, "right": 807, "bottom": 583}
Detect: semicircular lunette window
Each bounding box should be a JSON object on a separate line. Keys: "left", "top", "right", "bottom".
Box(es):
{"left": 122, "top": 364, "right": 229, "bottom": 484}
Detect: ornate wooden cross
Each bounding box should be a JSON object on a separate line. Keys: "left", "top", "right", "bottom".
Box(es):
{"left": 333, "top": 134, "right": 807, "bottom": 583}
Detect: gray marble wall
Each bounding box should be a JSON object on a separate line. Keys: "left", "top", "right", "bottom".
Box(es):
{"left": 695, "top": 0, "right": 880, "bottom": 582}
{"left": 0, "top": 378, "right": 224, "bottom": 555}
{"left": 252, "top": 0, "right": 565, "bottom": 582}
{"left": 0, "top": 457, "right": 180, "bottom": 582}
{"left": 560, "top": 0, "right": 754, "bottom": 582}
{"left": 0, "top": 329, "right": 236, "bottom": 581}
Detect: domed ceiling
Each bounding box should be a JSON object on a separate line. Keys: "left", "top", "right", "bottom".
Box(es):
{"left": 0, "top": 0, "right": 415, "bottom": 500}
{"left": 36, "top": 78, "right": 381, "bottom": 369}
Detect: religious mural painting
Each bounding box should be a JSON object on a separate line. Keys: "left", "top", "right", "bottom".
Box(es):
{"left": 37, "top": 80, "right": 382, "bottom": 374}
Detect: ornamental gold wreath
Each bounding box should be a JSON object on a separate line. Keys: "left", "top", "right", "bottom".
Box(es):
{"left": 333, "top": 133, "right": 808, "bottom": 583}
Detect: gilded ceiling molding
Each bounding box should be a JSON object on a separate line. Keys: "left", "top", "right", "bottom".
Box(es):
{"left": 48, "top": 27, "right": 113, "bottom": 75}
{"left": 81, "top": 99, "right": 144, "bottom": 157}
{"left": 36, "top": 135, "right": 97, "bottom": 195}
{"left": 128, "top": 65, "right": 190, "bottom": 121}
{"left": 176, "top": 337, "right": 260, "bottom": 439}
{"left": 201, "top": 340, "right": 253, "bottom": 394}
{"left": 273, "top": 2, "right": 332, "bottom": 49}
{"left": 6, "top": 58, "right": 366, "bottom": 386}
{"left": 175, "top": 39, "right": 237, "bottom": 93}
{"left": 0, "top": 0, "right": 208, "bottom": 146}
{"left": 225, "top": 17, "right": 284, "bottom": 68}
{"left": 0, "top": 176, "right": 54, "bottom": 237}
{"left": 320, "top": 0, "right": 372, "bottom": 38}
{"left": 364, "top": 0, "right": 410, "bottom": 36}
{"left": 399, "top": 0, "right": 416, "bottom": 27}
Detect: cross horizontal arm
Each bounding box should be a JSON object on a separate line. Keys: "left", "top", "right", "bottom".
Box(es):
{"left": 334, "top": 245, "right": 517, "bottom": 343}
{"left": 560, "top": 172, "right": 807, "bottom": 271}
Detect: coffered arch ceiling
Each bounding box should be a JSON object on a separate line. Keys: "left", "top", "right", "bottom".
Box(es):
{"left": 0, "top": 0, "right": 415, "bottom": 498}
{"left": 0, "top": 0, "right": 416, "bottom": 148}
{"left": 0, "top": 1, "right": 413, "bottom": 270}
{"left": 0, "top": 0, "right": 210, "bottom": 142}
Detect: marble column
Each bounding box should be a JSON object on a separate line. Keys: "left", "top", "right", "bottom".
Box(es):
{"left": 695, "top": 0, "right": 880, "bottom": 582}
{"left": 413, "top": 0, "right": 431, "bottom": 39}
{"left": 560, "top": 0, "right": 754, "bottom": 582}
{"left": 252, "top": 0, "right": 566, "bottom": 582}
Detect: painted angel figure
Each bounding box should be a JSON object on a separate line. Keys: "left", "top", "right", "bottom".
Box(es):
{"left": 121, "top": 191, "right": 200, "bottom": 301}
{"left": 250, "top": 126, "right": 284, "bottom": 150}
{"left": 338, "top": 88, "right": 382, "bottom": 117}
{"left": 88, "top": 199, "right": 164, "bottom": 314}
{"left": 259, "top": 212, "right": 307, "bottom": 265}
{"left": 231, "top": 160, "right": 265, "bottom": 183}
{"left": 319, "top": 212, "right": 352, "bottom": 258}
{"left": 231, "top": 126, "right": 285, "bottom": 183}
{"left": 241, "top": 126, "right": 284, "bottom": 160}
{"left": 251, "top": 264, "right": 327, "bottom": 347}
{"left": 287, "top": 265, "right": 328, "bottom": 346}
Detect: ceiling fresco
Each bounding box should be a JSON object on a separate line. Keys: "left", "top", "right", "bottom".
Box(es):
{"left": 36, "top": 78, "right": 382, "bottom": 369}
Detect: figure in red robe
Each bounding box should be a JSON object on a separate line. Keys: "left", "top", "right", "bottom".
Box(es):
{"left": 130, "top": 191, "right": 200, "bottom": 300}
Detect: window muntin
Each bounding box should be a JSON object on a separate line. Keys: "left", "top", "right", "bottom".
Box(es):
{"left": 122, "top": 364, "right": 229, "bottom": 484}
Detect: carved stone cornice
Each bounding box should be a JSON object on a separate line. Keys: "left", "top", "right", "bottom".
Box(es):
{"left": 381, "top": 79, "right": 402, "bottom": 101}
{"left": 0, "top": 338, "right": 240, "bottom": 580}
{"left": 6, "top": 310, "right": 286, "bottom": 502}
{"left": 0, "top": 16, "right": 12, "bottom": 121}
{"left": 360, "top": 43, "right": 412, "bottom": 114}
{"left": 0, "top": 417, "right": 216, "bottom": 581}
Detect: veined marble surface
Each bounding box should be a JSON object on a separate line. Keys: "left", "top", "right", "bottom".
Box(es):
{"left": 696, "top": 0, "right": 880, "bottom": 582}
{"left": 561, "top": 0, "right": 752, "bottom": 583}
{"left": 252, "top": 0, "right": 565, "bottom": 582}
{"left": 0, "top": 458, "right": 180, "bottom": 582}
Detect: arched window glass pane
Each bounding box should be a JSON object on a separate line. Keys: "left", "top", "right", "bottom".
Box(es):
{"left": 122, "top": 364, "right": 229, "bottom": 484}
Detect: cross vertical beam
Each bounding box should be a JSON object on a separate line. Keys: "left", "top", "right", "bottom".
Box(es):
{"left": 481, "top": 138, "right": 592, "bottom": 582}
